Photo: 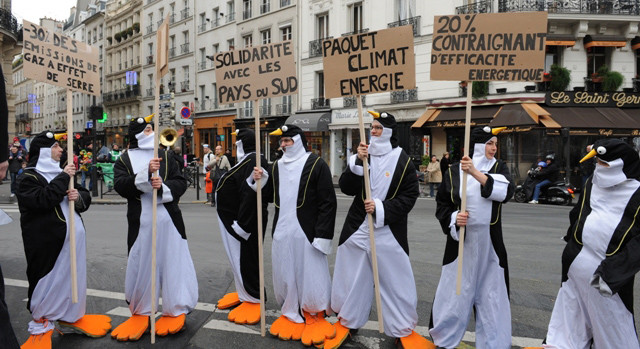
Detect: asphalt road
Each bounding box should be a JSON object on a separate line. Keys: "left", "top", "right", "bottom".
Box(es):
{"left": 1, "top": 190, "right": 639, "bottom": 348}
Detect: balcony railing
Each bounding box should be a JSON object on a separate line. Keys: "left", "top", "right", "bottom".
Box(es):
{"left": 147, "top": 55, "right": 154, "bottom": 64}
{"left": 260, "top": 3, "right": 270, "bottom": 14}
{"left": 456, "top": 0, "right": 493, "bottom": 14}
{"left": 198, "top": 23, "right": 207, "bottom": 32}
{"left": 311, "top": 97, "right": 330, "bottom": 110}
{"left": 243, "top": 9, "right": 252, "bottom": 19}
{"left": 181, "top": 8, "right": 191, "bottom": 20}
{"left": 309, "top": 37, "right": 332, "bottom": 58}
{"left": 147, "top": 88, "right": 154, "bottom": 97}
{"left": 259, "top": 104, "right": 271, "bottom": 117}
{"left": 210, "top": 18, "right": 220, "bottom": 28}
{"left": 276, "top": 103, "right": 291, "bottom": 115}
{"left": 146, "top": 24, "right": 154, "bottom": 34}
{"left": 498, "top": 0, "right": 639, "bottom": 15}
{"left": 169, "top": 47, "right": 176, "bottom": 57}
{"left": 0, "top": 8, "right": 20, "bottom": 40}
{"left": 198, "top": 61, "right": 207, "bottom": 70}
{"left": 390, "top": 88, "right": 418, "bottom": 103}
{"left": 181, "top": 43, "right": 190, "bottom": 54}
{"left": 181, "top": 80, "right": 190, "bottom": 92}
{"left": 157, "top": 19, "right": 164, "bottom": 27}
{"left": 227, "top": 11, "right": 235, "bottom": 22}
{"left": 342, "top": 28, "right": 369, "bottom": 37}
{"left": 387, "top": 16, "right": 421, "bottom": 37}
{"left": 343, "top": 96, "right": 365, "bottom": 108}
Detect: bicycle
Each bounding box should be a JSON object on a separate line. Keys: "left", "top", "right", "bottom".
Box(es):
{"left": 184, "top": 159, "right": 199, "bottom": 188}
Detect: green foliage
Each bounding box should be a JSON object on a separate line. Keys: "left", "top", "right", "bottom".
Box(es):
{"left": 127, "top": 27, "right": 133, "bottom": 36}
{"left": 114, "top": 32, "right": 121, "bottom": 41}
{"left": 596, "top": 64, "right": 609, "bottom": 76}
{"left": 602, "top": 71, "right": 624, "bottom": 91}
{"left": 133, "top": 22, "right": 140, "bottom": 32}
{"left": 549, "top": 64, "right": 571, "bottom": 92}
{"left": 472, "top": 81, "right": 489, "bottom": 99}
{"left": 422, "top": 155, "right": 430, "bottom": 166}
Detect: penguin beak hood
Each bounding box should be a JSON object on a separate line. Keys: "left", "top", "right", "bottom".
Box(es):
{"left": 231, "top": 129, "right": 238, "bottom": 136}
{"left": 144, "top": 114, "right": 154, "bottom": 123}
{"left": 368, "top": 111, "right": 380, "bottom": 119}
{"left": 580, "top": 149, "right": 597, "bottom": 163}
{"left": 492, "top": 127, "right": 507, "bottom": 135}
{"left": 270, "top": 128, "right": 283, "bottom": 136}
{"left": 54, "top": 133, "right": 67, "bottom": 141}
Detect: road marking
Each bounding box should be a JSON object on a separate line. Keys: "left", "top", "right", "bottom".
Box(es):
{"left": 5, "top": 278, "right": 544, "bottom": 347}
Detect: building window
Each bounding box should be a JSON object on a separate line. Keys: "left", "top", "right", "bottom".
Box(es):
{"left": 396, "top": 0, "right": 416, "bottom": 20}
{"left": 260, "top": 0, "right": 270, "bottom": 14}
{"left": 280, "top": 0, "right": 290, "bottom": 7}
{"left": 243, "top": 34, "right": 252, "bottom": 48}
{"left": 586, "top": 47, "right": 607, "bottom": 76}
{"left": 544, "top": 46, "right": 561, "bottom": 72}
{"left": 261, "top": 29, "right": 271, "bottom": 44}
{"left": 228, "top": 38, "right": 235, "bottom": 50}
{"left": 317, "top": 71, "right": 324, "bottom": 98}
{"left": 243, "top": 0, "right": 252, "bottom": 19}
{"left": 350, "top": 2, "right": 363, "bottom": 33}
{"left": 227, "top": 1, "right": 235, "bottom": 21}
{"left": 280, "top": 25, "right": 291, "bottom": 41}
{"left": 317, "top": 13, "right": 329, "bottom": 39}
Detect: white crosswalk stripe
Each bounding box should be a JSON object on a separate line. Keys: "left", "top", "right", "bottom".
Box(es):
{"left": 4, "top": 277, "right": 544, "bottom": 348}
{"left": 0, "top": 203, "right": 19, "bottom": 213}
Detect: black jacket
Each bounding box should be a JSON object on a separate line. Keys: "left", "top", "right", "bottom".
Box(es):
{"left": 538, "top": 161, "right": 560, "bottom": 182}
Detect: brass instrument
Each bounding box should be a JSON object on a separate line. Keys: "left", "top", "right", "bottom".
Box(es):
{"left": 159, "top": 128, "right": 178, "bottom": 147}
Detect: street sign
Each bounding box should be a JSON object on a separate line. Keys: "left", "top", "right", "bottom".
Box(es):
{"left": 180, "top": 107, "right": 191, "bottom": 119}
{"left": 160, "top": 102, "right": 171, "bottom": 109}
{"left": 179, "top": 119, "right": 193, "bottom": 125}
{"left": 86, "top": 121, "right": 94, "bottom": 129}
{"left": 160, "top": 93, "right": 172, "bottom": 100}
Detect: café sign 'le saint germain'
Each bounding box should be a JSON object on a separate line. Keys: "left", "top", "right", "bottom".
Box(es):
{"left": 546, "top": 91, "right": 640, "bottom": 108}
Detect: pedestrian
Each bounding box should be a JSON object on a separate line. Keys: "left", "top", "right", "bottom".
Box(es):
{"left": 440, "top": 151, "right": 450, "bottom": 175}
{"left": 0, "top": 61, "right": 20, "bottom": 349}
{"left": 8, "top": 145, "right": 22, "bottom": 197}
{"left": 529, "top": 154, "right": 559, "bottom": 204}
{"left": 79, "top": 146, "right": 93, "bottom": 190}
{"left": 252, "top": 125, "right": 337, "bottom": 346}
{"left": 540, "top": 139, "right": 640, "bottom": 348}
{"left": 429, "top": 126, "right": 514, "bottom": 349}
{"left": 109, "top": 143, "right": 121, "bottom": 162}
{"left": 16, "top": 131, "right": 112, "bottom": 349}
{"left": 202, "top": 144, "right": 214, "bottom": 174}
{"left": 326, "top": 111, "right": 431, "bottom": 349}
{"left": 426, "top": 154, "right": 441, "bottom": 198}
{"left": 225, "top": 148, "right": 235, "bottom": 167}
{"left": 171, "top": 146, "right": 184, "bottom": 174}
{"left": 215, "top": 128, "right": 270, "bottom": 326}
{"left": 208, "top": 145, "right": 231, "bottom": 206}
{"left": 111, "top": 115, "right": 198, "bottom": 341}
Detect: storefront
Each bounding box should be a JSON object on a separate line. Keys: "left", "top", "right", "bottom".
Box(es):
{"left": 193, "top": 113, "right": 235, "bottom": 160}
{"left": 285, "top": 111, "right": 331, "bottom": 165}
{"left": 232, "top": 116, "right": 286, "bottom": 163}
{"left": 329, "top": 109, "right": 372, "bottom": 176}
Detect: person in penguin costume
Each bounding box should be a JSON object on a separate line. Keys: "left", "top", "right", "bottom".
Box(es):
{"left": 429, "top": 126, "right": 514, "bottom": 349}
{"left": 16, "top": 131, "right": 112, "bottom": 349}
{"left": 111, "top": 115, "right": 198, "bottom": 341}
{"left": 533, "top": 139, "right": 640, "bottom": 349}
{"left": 326, "top": 111, "right": 432, "bottom": 349}
{"left": 252, "top": 124, "right": 337, "bottom": 346}
{"left": 215, "top": 128, "right": 270, "bottom": 325}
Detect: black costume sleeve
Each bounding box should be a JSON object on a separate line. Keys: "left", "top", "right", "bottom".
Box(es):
{"left": 339, "top": 158, "right": 363, "bottom": 197}
{"left": 564, "top": 196, "right": 582, "bottom": 242}
{"left": 594, "top": 234, "right": 640, "bottom": 294}
{"left": 161, "top": 151, "right": 187, "bottom": 200}
{"left": 480, "top": 161, "right": 515, "bottom": 203}
{"left": 382, "top": 159, "right": 419, "bottom": 226}
{"left": 16, "top": 172, "right": 70, "bottom": 210}
{"left": 436, "top": 167, "right": 458, "bottom": 235}
{"left": 237, "top": 155, "right": 270, "bottom": 234}
{"left": 114, "top": 156, "right": 143, "bottom": 199}
{"left": 314, "top": 160, "right": 337, "bottom": 240}
{"left": 74, "top": 185, "right": 92, "bottom": 213}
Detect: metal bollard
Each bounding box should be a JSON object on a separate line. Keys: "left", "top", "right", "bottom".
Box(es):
{"left": 195, "top": 165, "right": 200, "bottom": 200}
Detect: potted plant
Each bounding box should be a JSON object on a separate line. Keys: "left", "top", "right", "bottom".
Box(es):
{"left": 107, "top": 36, "right": 112, "bottom": 44}
{"left": 549, "top": 64, "right": 571, "bottom": 92}
{"left": 591, "top": 64, "right": 609, "bottom": 83}
{"left": 133, "top": 22, "right": 140, "bottom": 32}
{"left": 472, "top": 81, "right": 489, "bottom": 99}
{"left": 602, "top": 70, "right": 624, "bottom": 92}
{"left": 127, "top": 27, "right": 133, "bottom": 36}
{"left": 121, "top": 30, "right": 128, "bottom": 39}
{"left": 543, "top": 72, "right": 552, "bottom": 81}
{"left": 114, "top": 32, "right": 121, "bottom": 42}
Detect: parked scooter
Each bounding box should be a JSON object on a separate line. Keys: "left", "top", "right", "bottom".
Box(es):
{"left": 514, "top": 169, "right": 576, "bottom": 205}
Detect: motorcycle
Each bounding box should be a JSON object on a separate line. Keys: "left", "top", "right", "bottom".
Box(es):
{"left": 514, "top": 169, "right": 576, "bottom": 205}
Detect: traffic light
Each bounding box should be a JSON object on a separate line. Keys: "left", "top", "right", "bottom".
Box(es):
{"left": 98, "top": 110, "right": 108, "bottom": 123}
{"left": 89, "top": 105, "right": 103, "bottom": 120}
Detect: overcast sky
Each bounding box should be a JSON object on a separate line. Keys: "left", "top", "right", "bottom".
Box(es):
{"left": 13, "top": 0, "right": 76, "bottom": 24}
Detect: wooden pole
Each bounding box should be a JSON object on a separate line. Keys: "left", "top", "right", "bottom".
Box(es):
{"left": 456, "top": 81, "right": 473, "bottom": 295}
{"left": 254, "top": 100, "right": 266, "bottom": 336}
{"left": 150, "top": 74, "right": 161, "bottom": 344}
{"left": 66, "top": 89, "right": 78, "bottom": 304}
{"left": 356, "top": 96, "right": 384, "bottom": 333}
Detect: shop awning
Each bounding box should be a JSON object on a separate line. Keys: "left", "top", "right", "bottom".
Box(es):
{"left": 489, "top": 103, "right": 562, "bottom": 129}
{"left": 583, "top": 35, "right": 627, "bottom": 49}
{"left": 632, "top": 36, "right": 640, "bottom": 51}
{"left": 411, "top": 109, "right": 440, "bottom": 128}
{"left": 546, "top": 34, "right": 576, "bottom": 47}
{"left": 425, "top": 105, "right": 501, "bottom": 127}
{"left": 285, "top": 112, "right": 331, "bottom": 132}
{"left": 543, "top": 107, "right": 640, "bottom": 129}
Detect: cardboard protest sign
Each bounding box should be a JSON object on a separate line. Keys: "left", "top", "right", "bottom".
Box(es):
{"left": 157, "top": 16, "right": 169, "bottom": 77}
{"left": 214, "top": 41, "right": 297, "bottom": 104}
{"left": 430, "top": 12, "right": 547, "bottom": 82}
{"left": 22, "top": 20, "right": 100, "bottom": 96}
{"left": 322, "top": 26, "right": 415, "bottom": 99}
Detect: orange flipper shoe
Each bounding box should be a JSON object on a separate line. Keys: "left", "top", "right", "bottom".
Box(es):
{"left": 314, "top": 312, "right": 336, "bottom": 341}
{"left": 227, "top": 302, "right": 260, "bottom": 325}
{"left": 398, "top": 331, "right": 435, "bottom": 349}
{"left": 155, "top": 314, "right": 186, "bottom": 336}
{"left": 301, "top": 311, "right": 337, "bottom": 346}
{"left": 323, "top": 321, "right": 350, "bottom": 349}
{"left": 274, "top": 317, "right": 305, "bottom": 341}
{"left": 21, "top": 330, "right": 53, "bottom": 349}
{"left": 217, "top": 292, "right": 241, "bottom": 309}
{"left": 110, "top": 315, "right": 149, "bottom": 341}
{"left": 58, "top": 314, "right": 112, "bottom": 337}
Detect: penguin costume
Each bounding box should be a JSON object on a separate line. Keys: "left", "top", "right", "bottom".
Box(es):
{"left": 326, "top": 112, "right": 431, "bottom": 349}
{"left": 215, "top": 128, "right": 270, "bottom": 325}
{"left": 429, "top": 126, "right": 514, "bottom": 349}
{"left": 254, "top": 125, "right": 337, "bottom": 345}
{"left": 111, "top": 115, "right": 198, "bottom": 341}
{"left": 16, "top": 131, "right": 112, "bottom": 349}
{"left": 542, "top": 139, "right": 640, "bottom": 349}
